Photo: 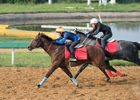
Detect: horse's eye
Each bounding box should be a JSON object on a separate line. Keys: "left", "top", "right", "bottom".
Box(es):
{"left": 35, "top": 39, "right": 39, "bottom": 42}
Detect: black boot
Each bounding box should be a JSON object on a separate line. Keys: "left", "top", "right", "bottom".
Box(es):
{"left": 69, "top": 52, "right": 77, "bottom": 61}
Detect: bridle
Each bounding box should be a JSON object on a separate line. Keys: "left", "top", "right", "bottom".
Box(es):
{"left": 36, "top": 35, "right": 53, "bottom": 53}
{"left": 45, "top": 40, "right": 53, "bottom": 53}
{"left": 34, "top": 36, "right": 42, "bottom": 48}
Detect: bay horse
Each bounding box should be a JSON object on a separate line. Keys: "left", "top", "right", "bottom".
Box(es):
{"left": 27, "top": 33, "right": 122, "bottom": 88}
{"left": 72, "top": 30, "right": 140, "bottom": 78}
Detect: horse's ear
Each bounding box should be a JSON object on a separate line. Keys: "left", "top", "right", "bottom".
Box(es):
{"left": 38, "top": 32, "right": 42, "bottom": 37}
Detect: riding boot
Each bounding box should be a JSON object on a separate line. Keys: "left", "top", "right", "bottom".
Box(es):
{"left": 69, "top": 52, "right": 77, "bottom": 61}
{"left": 101, "top": 42, "right": 106, "bottom": 49}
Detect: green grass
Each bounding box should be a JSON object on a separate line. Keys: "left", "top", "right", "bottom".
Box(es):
{"left": 0, "top": 3, "right": 139, "bottom": 14}
{"left": 0, "top": 52, "right": 52, "bottom": 68}
{"left": 0, "top": 52, "right": 139, "bottom": 67}
{"left": 110, "top": 59, "right": 137, "bottom": 66}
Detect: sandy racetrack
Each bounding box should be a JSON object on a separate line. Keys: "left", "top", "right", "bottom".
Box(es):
{"left": 1, "top": 66, "right": 140, "bottom": 100}
{"left": 0, "top": 49, "right": 140, "bottom": 100}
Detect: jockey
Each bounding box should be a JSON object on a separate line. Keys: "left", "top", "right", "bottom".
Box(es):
{"left": 54, "top": 27, "right": 80, "bottom": 61}
{"left": 87, "top": 18, "right": 112, "bottom": 49}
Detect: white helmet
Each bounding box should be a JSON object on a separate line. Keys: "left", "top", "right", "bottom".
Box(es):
{"left": 90, "top": 18, "right": 98, "bottom": 24}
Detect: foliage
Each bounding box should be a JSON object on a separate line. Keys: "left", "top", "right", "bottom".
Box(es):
{"left": 0, "top": 2, "right": 140, "bottom": 14}
{"left": 0, "top": 0, "right": 47, "bottom": 4}
{"left": 117, "top": 0, "right": 139, "bottom": 4}
{"left": 0, "top": 0, "right": 139, "bottom": 4}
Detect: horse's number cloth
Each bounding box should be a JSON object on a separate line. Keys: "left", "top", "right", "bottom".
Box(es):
{"left": 65, "top": 46, "right": 87, "bottom": 60}
{"left": 96, "top": 40, "right": 118, "bottom": 53}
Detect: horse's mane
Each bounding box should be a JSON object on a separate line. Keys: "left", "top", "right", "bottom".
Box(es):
{"left": 76, "top": 31, "right": 87, "bottom": 37}
{"left": 76, "top": 31, "right": 97, "bottom": 40}
{"left": 40, "top": 33, "right": 53, "bottom": 41}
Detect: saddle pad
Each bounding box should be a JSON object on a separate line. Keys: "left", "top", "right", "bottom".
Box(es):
{"left": 96, "top": 40, "right": 118, "bottom": 53}
{"left": 65, "top": 46, "right": 87, "bottom": 60}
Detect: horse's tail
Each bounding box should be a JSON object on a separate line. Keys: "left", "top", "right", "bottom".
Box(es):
{"left": 133, "top": 42, "right": 140, "bottom": 50}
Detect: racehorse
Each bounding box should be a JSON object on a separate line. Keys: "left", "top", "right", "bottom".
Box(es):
{"left": 72, "top": 30, "right": 140, "bottom": 78}
{"left": 27, "top": 32, "right": 123, "bottom": 88}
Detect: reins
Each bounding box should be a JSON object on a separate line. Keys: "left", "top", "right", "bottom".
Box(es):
{"left": 45, "top": 40, "right": 53, "bottom": 53}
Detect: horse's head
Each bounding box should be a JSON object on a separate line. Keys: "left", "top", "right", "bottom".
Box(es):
{"left": 28, "top": 32, "right": 43, "bottom": 51}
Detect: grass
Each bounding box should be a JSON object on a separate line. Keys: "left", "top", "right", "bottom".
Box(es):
{"left": 0, "top": 3, "right": 140, "bottom": 14}
{"left": 0, "top": 52, "right": 52, "bottom": 68}
{"left": 0, "top": 51, "right": 139, "bottom": 67}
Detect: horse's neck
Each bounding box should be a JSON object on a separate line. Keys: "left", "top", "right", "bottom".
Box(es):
{"left": 41, "top": 38, "right": 53, "bottom": 55}
{"left": 42, "top": 38, "right": 64, "bottom": 57}
{"left": 78, "top": 33, "right": 96, "bottom": 46}
{"left": 83, "top": 37, "right": 96, "bottom": 46}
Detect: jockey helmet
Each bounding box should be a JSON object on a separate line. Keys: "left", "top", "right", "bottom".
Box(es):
{"left": 56, "top": 27, "right": 65, "bottom": 33}
{"left": 90, "top": 18, "right": 98, "bottom": 24}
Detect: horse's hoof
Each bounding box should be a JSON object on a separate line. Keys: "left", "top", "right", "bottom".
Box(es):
{"left": 67, "top": 80, "right": 72, "bottom": 83}
{"left": 124, "top": 74, "right": 127, "bottom": 76}
{"left": 34, "top": 85, "right": 40, "bottom": 88}
{"left": 76, "top": 85, "right": 79, "bottom": 87}
{"left": 107, "top": 78, "right": 110, "bottom": 82}
{"left": 118, "top": 73, "right": 127, "bottom": 77}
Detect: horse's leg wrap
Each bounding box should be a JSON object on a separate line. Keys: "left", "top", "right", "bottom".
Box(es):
{"left": 116, "top": 71, "right": 125, "bottom": 77}
{"left": 107, "top": 70, "right": 115, "bottom": 77}
{"left": 71, "top": 77, "right": 78, "bottom": 87}
{"left": 39, "top": 77, "right": 47, "bottom": 86}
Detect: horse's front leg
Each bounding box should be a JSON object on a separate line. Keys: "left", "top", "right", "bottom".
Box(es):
{"left": 35, "top": 63, "right": 58, "bottom": 88}
{"left": 61, "top": 67, "right": 78, "bottom": 87}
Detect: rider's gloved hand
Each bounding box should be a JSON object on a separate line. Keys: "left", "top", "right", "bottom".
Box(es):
{"left": 86, "top": 33, "right": 90, "bottom": 37}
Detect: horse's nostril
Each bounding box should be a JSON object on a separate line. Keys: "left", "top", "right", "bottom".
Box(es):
{"left": 27, "top": 46, "right": 32, "bottom": 51}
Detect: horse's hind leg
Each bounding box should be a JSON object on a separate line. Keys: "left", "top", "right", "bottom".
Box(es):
{"left": 99, "top": 68, "right": 110, "bottom": 81}
{"left": 132, "top": 57, "right": 140, "bottom": 66}
{"left": 68, "top": 63, "right": 88, "bottom": 83}
{"left": 74, "top": 63, "right": 88, "bottom": 79}
{"left": 105, "top": 61, "right": 126, "bottom": 77}
{"left": 134, "top": 59, "right": 140, "bottom": 66}
{"left": 61, "top": 67, "right": 78, "bottom": 87}
{"left": 105, "top": 61, "right": 115, "bottom": 77}
{"left": 107, "top": 65, "right": 126, "bottom": 77}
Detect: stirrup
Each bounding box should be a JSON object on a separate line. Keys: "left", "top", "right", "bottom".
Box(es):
{"left": 69, "top": 58, "right": 77, "bottom": 62}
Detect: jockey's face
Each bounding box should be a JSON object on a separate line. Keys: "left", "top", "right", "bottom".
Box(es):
{"left": 92, "top": 23, "right": 96, "bottom": 28}
{"left": 58, "top": 32, "right": 62, "bottom": 36}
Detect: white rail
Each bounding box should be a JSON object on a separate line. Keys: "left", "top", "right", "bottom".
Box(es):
{"left": 41, "top": 25, "right": 93, "bottom": 30}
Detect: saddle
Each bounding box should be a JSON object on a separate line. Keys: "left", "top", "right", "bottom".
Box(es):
{"left": 96, "top": 39, "right": 119, "bottom": 53}
{"left": 65, "top": 44, "right": 87, "bottom": 60}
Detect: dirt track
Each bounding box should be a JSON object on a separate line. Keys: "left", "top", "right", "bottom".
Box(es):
{"left": 0, "top": 67, "right": 140, "bottom": 100}
{"left": 1, "top": 49, "right": 140, "bottom": 100}
{"left": 0, "top": 66, "right": 140, "bottom": 100}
